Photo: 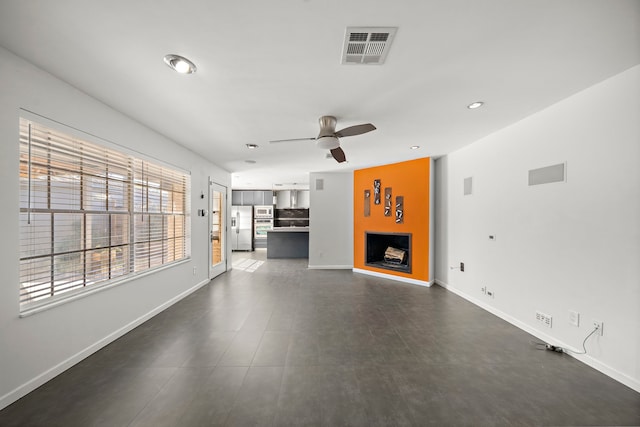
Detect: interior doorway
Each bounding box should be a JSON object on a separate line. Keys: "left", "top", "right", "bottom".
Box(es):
{"left": 209, "top": 181, "right": 227, "bottom": 279}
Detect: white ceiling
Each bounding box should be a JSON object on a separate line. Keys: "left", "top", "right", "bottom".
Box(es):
{"left": 0, "top": 1, "right": 638, "bottom": 189}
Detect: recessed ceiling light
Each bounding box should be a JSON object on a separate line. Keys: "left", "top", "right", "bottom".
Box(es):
{"left": 246, "top": 144, "right": 259, "bottom": 149}
{"left": 467, "top": 101, "right": 484, "bottom": 109}
{"left": 244, "top": 160, "right": 256, "bottom": 164}
{"left": 410, "top": 145, "right": 420, "bottom": 150}
{"left": 163, "top": 54, "right": 197, "bottom": 74}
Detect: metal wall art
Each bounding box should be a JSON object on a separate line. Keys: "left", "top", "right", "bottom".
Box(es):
{"left": 373, "top": 179, "right": 381, "bottom": 205}
{"left": 363, "top": 179, "right": 405, "bottom": 223}
{"left": 364, "top": 189, "right": 371, "bottom": 217}
{"left": 395, "top": 196, "right": 404, "bottom": 224}
{"left": 384, "top": 187, "right": 392, "bottom": 216}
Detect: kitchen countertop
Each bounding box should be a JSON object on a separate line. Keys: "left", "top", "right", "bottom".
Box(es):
{"left": 269, "top": 227, "right": 309, "bottom": 233}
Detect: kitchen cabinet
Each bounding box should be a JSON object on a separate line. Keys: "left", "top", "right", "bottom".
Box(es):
{"left": 267, "top": 228, "right": 309, "bottom": 258}
{"left": 262, "top": 190, "right": 273, "bottom": 205}
{"left": 251, "top": 190, "right": 273, "bottom": 206}
{"left": 241, "top": 191, "right": 254, "bottom": 205}
{"left": 251, "top": 191, "right": 262, "bottom": 205}
{"left": 231, "top": 191, "right": 242, "bottom": 205}
{"left": 230, "top": 190, "right": 274, "bottom": 206}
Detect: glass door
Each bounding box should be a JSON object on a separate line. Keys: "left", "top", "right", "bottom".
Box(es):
{"left": 209, "top": 181, "right": 227, "bottom": 278}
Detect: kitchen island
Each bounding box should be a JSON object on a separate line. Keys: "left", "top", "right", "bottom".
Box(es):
{"left": 267, "top": 227, "right": 309, "bottom": 259}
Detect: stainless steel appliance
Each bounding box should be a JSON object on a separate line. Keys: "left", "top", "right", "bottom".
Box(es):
{"left": 254, "top": 218, "right": 274, "bottom": 239}
{"left": 254, "top": 205, "right": 274, "bottom": 218}
{"left": 231, "top": 205, "right": 252, "bottom": 251}
{"left": 254, "top": 206, "right": 274, "bottom": 248}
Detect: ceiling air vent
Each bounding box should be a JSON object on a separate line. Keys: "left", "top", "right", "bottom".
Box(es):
{"left": 341, "top": 27, "right": 397, "bottom": 65}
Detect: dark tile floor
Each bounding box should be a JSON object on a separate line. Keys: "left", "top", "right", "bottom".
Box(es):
{"left": 1, "top": 251, "right": 639, "bottom": 426}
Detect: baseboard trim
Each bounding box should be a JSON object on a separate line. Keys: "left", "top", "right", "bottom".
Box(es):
{"left": 307, "top": 264, "right": 352, "bottom": 270}
{"left": 353, "top": 268, "right": 432, "bottom": 287}
{"left": 0, "top": 278, "right": 211, "bottom": 411}
{"left": 434, "top": 279, "right": 640, "bottom": 394}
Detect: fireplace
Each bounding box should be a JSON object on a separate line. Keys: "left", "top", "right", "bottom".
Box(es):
{"left": 365, "top": 231, "right": 412, "bottom": 273}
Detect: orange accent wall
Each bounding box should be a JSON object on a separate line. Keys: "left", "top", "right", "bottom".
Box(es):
{"left": 354, "top": 157, "right": 431, "bottom": 282}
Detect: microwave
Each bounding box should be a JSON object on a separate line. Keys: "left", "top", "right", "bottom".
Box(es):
{"left": 254, "top": 205, "right": 273, "bottom": 218}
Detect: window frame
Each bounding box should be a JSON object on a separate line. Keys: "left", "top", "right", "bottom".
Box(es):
{"left": 18, "top": 113, "right": 191, "bottom": 316}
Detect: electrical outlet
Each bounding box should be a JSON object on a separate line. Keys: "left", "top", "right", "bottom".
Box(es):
{"left": 481, "top": 286, "right": 487, "bottom": 295}
{"left": 460, "top": 262, "right": 464, "bottom": 272}
{"left": 536, "top": 311, "right": 553, "bottom": 328}
{"left": 593, "top": 320, "right": 604, "bottom": 336}
{"left": 569, "top": 310, "right": 580, "bottom": 327}
{"left": 193, "top": 267, "right": 197, "bottom": 276}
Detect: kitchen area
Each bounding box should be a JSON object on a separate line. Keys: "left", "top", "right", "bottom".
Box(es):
{"left": 231, "top": 188, "right": 309, "bottom": 258}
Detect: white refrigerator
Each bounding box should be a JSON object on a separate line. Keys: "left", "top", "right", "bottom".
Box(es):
{"left": 231, "top": 206, "right": 253, "bottom": 251}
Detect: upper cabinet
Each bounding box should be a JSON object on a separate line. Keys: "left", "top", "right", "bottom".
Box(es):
{"left": 241, "top": 191, "right": 254, "bottom": 206}
{"left": 257, "top": 190, "right": 273, "bottom": 205}
{"left": 231, "top": 190, "right": 274, "bottom": 206}
{"left": 232, "top": 189, "right": 308, "bottom": 208}
{"left": 231, "top": 191, "right": 242, "bottom": 205}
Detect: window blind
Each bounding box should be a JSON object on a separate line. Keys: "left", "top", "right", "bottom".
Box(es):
{"left": 19, "top": 118, "right": 191, "bottom": 308}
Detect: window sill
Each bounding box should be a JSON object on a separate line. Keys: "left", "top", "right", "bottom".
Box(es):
{"left": 19, "top": 258, "right": 191, "bottom": 318}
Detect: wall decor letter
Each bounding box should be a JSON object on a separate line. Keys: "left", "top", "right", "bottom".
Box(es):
{"left": 395, "top": 196, "right": 404, "bottom": 224}
{"left": 384, "top": 187, "right": 392, "bottom": 216}
{"left": 364, "top": 190, "right": 371, "bottom": 217}
{"left": 373, "top": 179, "right": 381, "bottom": 205}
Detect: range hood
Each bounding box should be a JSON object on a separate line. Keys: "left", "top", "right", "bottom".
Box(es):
{"left": 275, "top": 190, "right": 310, "bottom": 209}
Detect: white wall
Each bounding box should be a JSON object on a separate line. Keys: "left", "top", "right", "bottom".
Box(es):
{"left": 435, "top": 65, "right": 640, "bottom": 391}
{"left": 0, "top": 47, "right": 231, "bottom": 409}
{"left": 308, "top": 172, "right": 353, "bottom": 268}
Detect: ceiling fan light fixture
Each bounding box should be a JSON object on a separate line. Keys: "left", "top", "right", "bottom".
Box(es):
{"left": 316, "top": 136, "right": 340, "bottom": 150}
{"left": 163, "top": 54, "right": 197, "bottom": 74}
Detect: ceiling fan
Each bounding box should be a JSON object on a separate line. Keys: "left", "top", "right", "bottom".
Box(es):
{"left": 269, "top": 116, "right": 376, "bottom": 163}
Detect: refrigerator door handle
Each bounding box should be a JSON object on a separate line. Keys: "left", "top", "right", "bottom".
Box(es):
{"left": 236, "top": 212, "right": 240, "bottom": 233}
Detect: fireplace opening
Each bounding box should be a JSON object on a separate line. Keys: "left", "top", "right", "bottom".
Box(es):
{"left": 365, "top": 231, "right": 411, "bottom": 273}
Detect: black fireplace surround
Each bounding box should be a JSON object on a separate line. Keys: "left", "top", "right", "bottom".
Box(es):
{"left": 365, "top": 231, "right": 412, "bottom": 273}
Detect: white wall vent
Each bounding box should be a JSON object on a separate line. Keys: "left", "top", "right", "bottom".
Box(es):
{"left": 528, "top": 162, "right": 566, "bottom": 186}
{"left": 341, "top": 27, "right": 398, "bottom": 65}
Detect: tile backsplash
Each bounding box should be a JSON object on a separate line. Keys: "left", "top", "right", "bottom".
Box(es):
{"left": 275, "top": 208, "right": 309, "bottom": 227}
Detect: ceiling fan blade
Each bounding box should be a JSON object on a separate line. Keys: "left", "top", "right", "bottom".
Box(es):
{"left": 269, "top": 137, "right": 316, "bottom": 144}
{"left": 334, "top": 123, "right": 376, "bottom": 138}
{"left": 330, "top": 147, "right": 347, "bottom": 163}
